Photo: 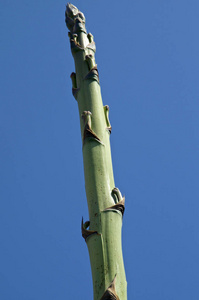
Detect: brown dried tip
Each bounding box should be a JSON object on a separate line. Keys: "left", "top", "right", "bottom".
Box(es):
{"left": 84, "top": 66, "right": 100, "bottom": 84}
{"left": 104, "top": 197, "right": 125, "bottom": 216}
{"left": 81, "top": 218, "right": 99, "bottom": 241}
{"left": 81, "top": 111, "right": 101, "bottom": 144}
{"left": 83, "top": 127, "right": 101, "bottom": 144}
{"left": 100, "top": 275, "right": 120, "bottom": 300}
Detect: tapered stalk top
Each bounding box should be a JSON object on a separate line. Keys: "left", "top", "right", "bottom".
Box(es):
{"left": 66, "top": 3, "right": 127, "bottom": 299}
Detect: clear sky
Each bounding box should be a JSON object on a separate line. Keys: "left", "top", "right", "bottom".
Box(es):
{"left": 1, "top": 1, "right": 199, "bottom": 299}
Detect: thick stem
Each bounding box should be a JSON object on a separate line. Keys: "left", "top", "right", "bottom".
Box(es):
{"left": 65, "top": 4, "right": 127, "bottom": 299}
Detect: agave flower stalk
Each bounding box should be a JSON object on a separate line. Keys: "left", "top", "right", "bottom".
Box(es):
{"left": 65, "top": 3, "right": 127, "bottom": 299}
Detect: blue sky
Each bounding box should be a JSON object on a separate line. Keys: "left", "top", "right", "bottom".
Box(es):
{"left": 1, "top": 1, "right": 199, "bottom": 299}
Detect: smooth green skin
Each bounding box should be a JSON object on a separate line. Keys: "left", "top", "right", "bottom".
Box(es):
{"left": 66, "top": 4, "right": 127, "bottom": 299}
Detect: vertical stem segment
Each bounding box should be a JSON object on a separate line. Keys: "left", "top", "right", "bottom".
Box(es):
{"left": 65, "top": 4, "right": 127, "bottom": 299}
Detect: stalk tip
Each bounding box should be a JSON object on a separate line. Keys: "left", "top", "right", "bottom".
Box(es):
{"left": 65, "top": 3, "right": 86, "bottom": 34}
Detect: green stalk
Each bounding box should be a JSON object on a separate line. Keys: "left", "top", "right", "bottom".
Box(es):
{"left": 65, "top": 4, "right": 127, "bottom": 299}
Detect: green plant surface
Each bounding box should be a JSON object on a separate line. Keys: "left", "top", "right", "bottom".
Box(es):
{"left": 65, "top": 4, "right": 127, "bottom": 299}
